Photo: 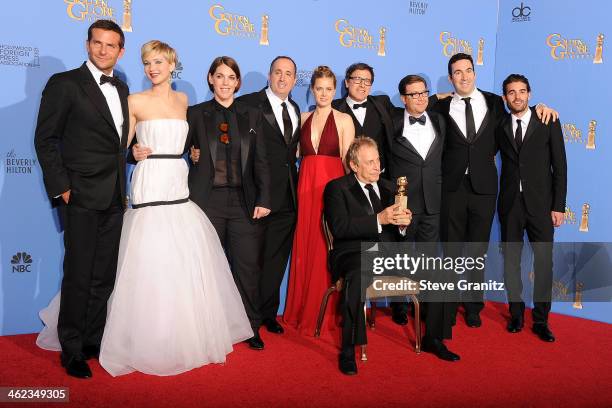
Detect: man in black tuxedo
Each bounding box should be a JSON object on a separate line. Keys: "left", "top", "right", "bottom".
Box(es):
{"left": 34, "top": 20, "right": 128, "bottom": 378}
{"left": 186, "top": 57, "right": 271, "bottom": 350}
{"left": 387, "top": 75, "right": 458, "bottom": 361}
{"left": 332, "top": 62, "right": 394, "bottom": 171}
{"left": 237, "top": 56, "right": 300, "bottom": 335}
{"left": 324, "top": 137, "right": 412, "bottom": 375}
{"left": 429, "top": 53, "right": 557, "bottom": 327}
{"left": 497, "top": 74, "right": 567, "bottom": 341}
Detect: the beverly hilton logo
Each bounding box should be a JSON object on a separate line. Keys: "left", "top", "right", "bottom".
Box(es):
{"left": 334, "top": 19, "right": 386, "bottom": 57}
{"left": 209, "top": 4, "right": 269, "bottom": 45}
{"left": 5, "top": 150, "right": 37, "bottom": 175}
{"left": 546, "top": 33, "right": 604, "bottom": 63}
{"left": 11, "top": 252, "right": 33, "bottom": 273}
{"left": 64, "top": 0, "right": 133, "bottom": 31}
{"left": 439, "top": 31, "right": 474, "bottom": 59}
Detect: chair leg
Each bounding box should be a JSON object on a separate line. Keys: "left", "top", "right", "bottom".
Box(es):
{"left": 410, "top": 295, "right": 421, "bottom": 353}
{"left": 314, "top": 287, "right": 336, "bottom": 337}
{"left": 361, "top": 345, "right": 367, "bottom": 361}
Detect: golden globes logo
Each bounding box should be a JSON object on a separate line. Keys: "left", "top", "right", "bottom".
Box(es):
{"left": 439, "top": 31, "right": 473, "bottom": 58}
{"left": 546, "top": 33, "right": 604, "bottom": 62}
{"left": 586, "top": 120, "right": 596, "bottom": 149}
{"left": 64, "top": 0, "right": 133, "bottom": 30}
{"left": 563, "top": 206, "right": 576, "bottom": 225}
{"left": 334, "top": 19, "right": 386, "bottom": 57}
{"left": 209, "top": 4, "right": 268, "bottom": 45}
{"left": 562, "top": 123, "right": 583, "bottom": 143}
{"left": 579, "top": 203, "right": 590, "bottom": 232}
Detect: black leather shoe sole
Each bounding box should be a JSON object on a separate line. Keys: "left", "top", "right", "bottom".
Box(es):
{"left": 61, "top": 354, "right": 92, "bottom": 379}
{"left": 246, "top": 337, "right": 265, "bottom": 350}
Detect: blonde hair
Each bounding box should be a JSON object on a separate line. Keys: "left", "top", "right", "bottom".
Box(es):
{"left": 310, "top": 65, "right": 336, "bottom": 89}
{"left": 141, "top": 40, "right": 177, "bottom": 66}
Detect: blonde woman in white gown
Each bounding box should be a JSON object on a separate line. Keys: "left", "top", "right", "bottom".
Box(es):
{"left": 37, "top": 40, "right": 253, "bottom": 376}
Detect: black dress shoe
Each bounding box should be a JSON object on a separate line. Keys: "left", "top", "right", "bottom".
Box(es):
{"left": 338, "top": 347, "right": 357, "bottom": 375}
{"left": 465, "top": 313, "right": 482, "bottom": 328}
{"left": 262, "top": 318, "right": 284, "bottom": 334}
{"left": 422, "top": 338, "right": 460, "bottom": 362}
{"left": 392, "top": 311, "right": 408, "bottom": 326}
{"left": 507, "top": 317, "right": 524, "bottom": 333}
{"left": 532, "top": 324, "right": 555, "bottom": 342}
{"left": 82, "top": 345, "right": 100, "bottom": 360}
{"left": 60, "top": 353, "right": 92, "bottom": 379}
{"left": 245, "top": 333, "right": 265, "bottom": 350}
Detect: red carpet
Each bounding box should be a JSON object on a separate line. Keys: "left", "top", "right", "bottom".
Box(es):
{"left": 1, "top": 302, "right": 611, "bottom": 408}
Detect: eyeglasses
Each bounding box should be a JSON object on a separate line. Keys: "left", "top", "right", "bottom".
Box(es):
{"left": 402, "top": 90, "right": 430, "bottom": 99}
{"left": 349, "top": 76, "right": 373, "bottom": 86}
{"left": 219, "top": 122, "right": 230, "bottom": 144}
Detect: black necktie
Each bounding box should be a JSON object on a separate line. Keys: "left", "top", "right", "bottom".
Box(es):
{"left": 100, "top": 74, "right": 119, "bottom": 87}
{"left": 515, "top": 119, "right": 523, "bottom": 150}
{"left": 462, "top": 97, "right": 476, "bottom": 141}
{"left": 281, "top": 102, "right": 293, "bottom": 145}
{"left": 353, "top": 102, "right": 367, "bottom": 109}
{"left": 365, "top": 183, "right": 383, "bottom": 214}
{"left": 409, "top": 115, "right": 426, "bottom": 125}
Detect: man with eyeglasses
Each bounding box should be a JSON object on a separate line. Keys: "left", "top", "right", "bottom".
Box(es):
{"left": 332, "top": 62, "right": 394, "bottom": 173}
{"left": 428, "top": 53, "right": 558, "bottom": 328}
{"left": 387, "top": 74, "right": 458, "bottom": 361}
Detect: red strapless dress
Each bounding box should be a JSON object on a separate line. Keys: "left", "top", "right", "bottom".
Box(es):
{"left": 283, "top": 111, "right": 344, "bottom": 337}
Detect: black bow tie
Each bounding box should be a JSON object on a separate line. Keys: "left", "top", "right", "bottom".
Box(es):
{"left": 409, "top": 115, "right": 426, "bottom": 125}
{"left": 352, "top": 102, "right": 367, "bottom": 109}
{"left": 99, "top": 74, "right": 119, "bottom": 87}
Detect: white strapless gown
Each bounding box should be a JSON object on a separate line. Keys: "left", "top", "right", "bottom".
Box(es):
{"left": 36, "top": 119, "right": 253, "bottom": 376}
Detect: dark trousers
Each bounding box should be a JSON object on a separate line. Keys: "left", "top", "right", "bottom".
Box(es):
{"left": 205, "top": 187, "right": 264, "bottom": 330}
{"left": 441, "top": 175, "right": 496, "bottom": 317}
{"left": 260, "top": 189, "right": 296, "bottom": 320}
{"left": 335, "top": 254, "right": 367, "bottom": 349}
{"left": 402, "top": 213, "right": 453, "bottom": 340}
{"left": 58, "top": 187, "right": 123, "bottom": 356}
{"left": 501, "top": 194, "right": 554, "bottom": 324}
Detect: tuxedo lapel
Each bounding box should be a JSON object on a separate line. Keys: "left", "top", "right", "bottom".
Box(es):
{"left": 425, "top": 112, "right": 443, "bottom": 161}
{"left": 77, "top": 64, "right": 119, "bottom": 142}
{"left": 521, "top": 108, "right": 538, "bottom": 147}
{"left": 392, "top": 109, "right": 421, "bottom": 158}
{"left": 471, "top": 89, "right": 493, "bottom": 144}
{"left": 348, "top": 176, "right": 374, "bottom": 215}
{"left": 503, "top": 115, "right": 518, "bottom": 153}
{"left": 118, "top": 84, "right": 129, "bottom": 148}
{"left": 260, "top": 90, "right": 284, "bottom": 142}
{"left": 236, "top": 105, "right": 251, "bottom": 174}
{"left": 201, "top": 104, "right": 218, "bottom": 165}
{"left": 289, "top": 98, "right": 301, "bottom": 143}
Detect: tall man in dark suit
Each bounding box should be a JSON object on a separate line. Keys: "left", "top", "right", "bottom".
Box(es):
{"left": 332, "top": 62, "right": 394, "bottom": 171}
{"left": 497, "top": 74, "right": 567, "bottom": 342}
{"left": 237, "top": 56, "right": 300, "bottom": 335}
{"left": 387, "top": 75, "right": 458, "bottom": 361}
{"left": 429, "top": 53, "right": 557, "bottom": 327}
{"left": 324, "top": 137, "right": 412, "bottom": 375}
{"left": 34, "top": 20, "right": 128, "bottom": 378}
{"left": 186, "top": 57, "right": 271, "bottom": 350}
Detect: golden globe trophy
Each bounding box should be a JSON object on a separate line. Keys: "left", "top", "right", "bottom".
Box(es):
{"left": 476, "top": 38, "right": 484, "bottom": 65}
{"left": 586, "top": 120, "right": 596, "bottom": 150}
{"left": 121, "top": 0, "right": 133, "bottom": 32}
{"left": 378, "top": 27, "right": 386, "bottom": 57}
{"left": 579, "top": 203, "right": 590, "bottom": 232}
{"left": 260, "top": 14, "right": 269, "bottom": 46}
{"left": 395, "top": 176, "right": 408, "bottom": 211}
{"left": 593, "top": 33, "right": 604, "bottom": 64}
{"left": 573, "top": 282, "right": 584, "bottom": 309}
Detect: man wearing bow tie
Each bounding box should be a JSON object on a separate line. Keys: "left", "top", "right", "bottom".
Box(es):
{"left": 34, "top": 20, "right": 129, "bottom": 378}
{"left": 387, "top": 75, "right": 458, "bottom": 361}
{"left": 332, "top": 62, "right": 394, "bottom": 172}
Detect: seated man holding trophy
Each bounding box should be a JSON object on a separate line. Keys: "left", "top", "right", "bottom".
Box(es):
{"left": 323, "top": 137, "right": 412, "bottom": 375}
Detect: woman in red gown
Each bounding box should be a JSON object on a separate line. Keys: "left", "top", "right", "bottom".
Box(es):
{"left": 283, "top": 66, "right": 355, "bottom": 336}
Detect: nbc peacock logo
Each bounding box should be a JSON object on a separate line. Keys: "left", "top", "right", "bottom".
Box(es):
{"left": 11, "top": 252, "right": 33, "bottom": 273}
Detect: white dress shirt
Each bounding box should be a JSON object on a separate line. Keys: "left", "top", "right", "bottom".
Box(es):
{"left": 449, "top": 88, "right": 487, "bottom": 138}
{"left": 86, "top": 60, "right": 123, "bottom": 139}
{"left": 355, "top": 175, "right": 383, "bottom": 233}
{"left": 511, "top": 108, "right": 532, "bottom": 192}
{"left": 402, "top": 111, "right": 435, "bottom": 160}
{"left": 346, "top": 96, "right": 367, "bottom": 127}
{"left": 265, "top": 87, "right": 298, "bottom": 136}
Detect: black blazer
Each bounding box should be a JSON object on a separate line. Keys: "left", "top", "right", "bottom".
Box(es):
{"left": 332, "top": 94, "right": 394, "bottom": 170}
{"left": 34, "top": 62, "right": 129, "bottom": 210}
{"left": 497, "top": 107, "right": 567, "bottom": 217}
{"left": 237, "top": 88, "right": 300, "bottom": 212}
{"left": 324, "top": 174, "right": 400, "bottom": 282}
{"left": 387, "top": 108, "right": 445, "bottom": 215}
{"left": 185, "top": 99, "right": 271, "bottom": 216}
{"left": 429, "top": 89, "right": 505, "bottom": 195}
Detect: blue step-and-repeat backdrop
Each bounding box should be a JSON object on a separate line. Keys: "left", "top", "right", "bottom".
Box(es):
{"left": 0, "top": 0, "right": 609, "bottom": 335}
